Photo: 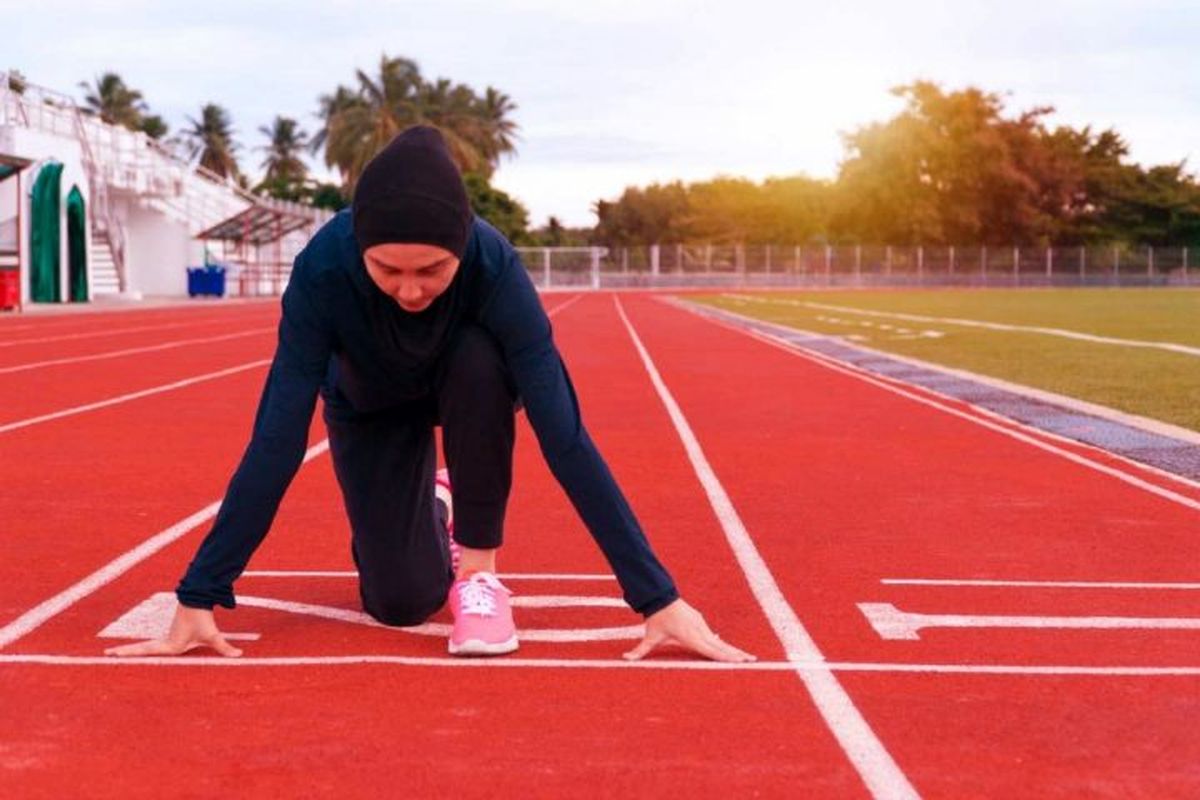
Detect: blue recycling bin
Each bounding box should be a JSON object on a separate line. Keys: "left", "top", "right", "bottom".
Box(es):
{"left": 187, "top": 265, "right": 227, "bottom": 297}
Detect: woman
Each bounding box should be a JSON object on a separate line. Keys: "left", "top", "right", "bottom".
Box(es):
{"left": 107, "top": 127, "right": 752, "bottom": 662}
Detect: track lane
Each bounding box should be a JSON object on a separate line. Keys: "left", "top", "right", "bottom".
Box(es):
{"left": 619, "top": 292, "right": 1200, "bottom": 797}
{"left": 5, "top": 292, "right": 871, "bottom": 798}
{"left": 0, "top": 332, "right": 277, "bottom": 424}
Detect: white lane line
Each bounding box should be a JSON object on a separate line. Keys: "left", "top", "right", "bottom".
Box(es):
{"left": 545, "top": 293, "right": 583, "bottom": 317}
{"left": 6, "top": 654, "right": 1200, "bottom": 676}
{"left": 0, "top": 441, "right": 330, "bottom": 650}
{"left": 882, "top": 578, "right": 1200, "bottom": 590}
{"left": 0, "top": 327, "right": 274, "bottom": 374}
{"left": 675, "top": 303, "right": 1200, "bottom": 512}
{"left": 0, "top": 359, "right": 271, "bottom": 435}
{"left": 241, "top": 570, "right": 616, "bottom": 581}
{"left": 787, "top": 299, "right": 1200, "bottom": 358}
{"left": 0, "top": 315, "right": 275, "bottom": 348}
{"left": 860, "top": 602, "right": 1200, "bottom": 641}
{"left": 613, "top": 295, "right": 919, "bottom": 800}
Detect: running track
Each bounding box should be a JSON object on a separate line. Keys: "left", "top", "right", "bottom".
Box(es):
{"left": 0, "top": 292, "right": 1196, "bottom": 798}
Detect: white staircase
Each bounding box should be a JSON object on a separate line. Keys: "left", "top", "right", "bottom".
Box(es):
{"left": 89, "top": 229, "right": 121, "bottom": 297}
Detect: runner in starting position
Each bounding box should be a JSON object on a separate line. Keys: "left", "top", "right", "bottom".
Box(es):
{"left": 107, "top": 126, "right": 754, "bottom": 662}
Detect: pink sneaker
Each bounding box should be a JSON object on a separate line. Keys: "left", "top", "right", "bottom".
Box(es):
{"left": 448, "top": 572, "right": 519, "bottom": 656}
{"left": 435, "top": 468, "right": 461, "bottom": 575}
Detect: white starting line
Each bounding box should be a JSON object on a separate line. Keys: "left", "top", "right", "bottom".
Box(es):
{"left": 860, "top": 602, "right": 1200, "bottom": 641}
{"left": 5, "top": 653, "right": 1200, "bottom": 677}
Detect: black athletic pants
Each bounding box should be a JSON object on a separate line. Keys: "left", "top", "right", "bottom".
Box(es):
{"left": 321, "top": 325, "right": 517, "bottom": 626}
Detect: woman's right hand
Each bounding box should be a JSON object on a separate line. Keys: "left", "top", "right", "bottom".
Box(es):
{"left": 104, "top": 602, "right": 243, "bottom": 658}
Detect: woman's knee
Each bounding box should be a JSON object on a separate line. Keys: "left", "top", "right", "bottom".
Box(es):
{"left": 361, "top": 577, "right": 451, "bottom": 627}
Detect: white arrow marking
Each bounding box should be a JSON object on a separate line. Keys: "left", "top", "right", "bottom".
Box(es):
{"left": 859, "top": 602, "right": 1200, "bottom": 641}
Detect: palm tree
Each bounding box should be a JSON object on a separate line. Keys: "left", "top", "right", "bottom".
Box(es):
{"left": 474, "top": 87, "right": 519, "bottom": 169}
{"left": 138, "top": 115, "right": 169, "bottom": 140}
{"left": 322, "top": 56, "right": 423, "bottom": 189}
{"left": 318, "top": 55, "right": 520, "bottom": 189}
{"left": 182, "top": 103, "right": 240, "bottom": 179}
{"left": 311, "top": 85, "right": 362, "bottom": 156}
{"left": 258, "top": 116, "right": 310, "bottom": 184}
{"left": 79, "top": 73, "right": 145, "bottom": 128}
{"left": 418, "top": 78, "right": 488, "bottom": 176}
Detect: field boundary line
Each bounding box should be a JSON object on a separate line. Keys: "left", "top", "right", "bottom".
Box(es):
{"left": 0, "top": 440, "right": 329, "bottom": 650}
{"left": 672, "top": 298, "right": 1200, "bottom": 492}
{"left": 0, "top": 359, "right": 272, "bottom": 435}
{"left": 705, "top": 297, "right": 1200, "bottom": 446}
{"left": 0, "top": 327, "right": 275, "bottom": 375}
{"left": 5, "top": 654, "right": 1200, "bottom": 676}
{"left": 670, "top": 300, "right": 1200, "bottom": 510}
{"left": 613, "top": 294, "right": 920, "bottom": 800}
{"left": 769, "top": 298, "right": 1200, "bottom": 357}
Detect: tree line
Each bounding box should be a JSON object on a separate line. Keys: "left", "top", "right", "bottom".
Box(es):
{"left": 65, "top": 70, "right": 1199, "bottom": 248}
{"left": 594, "top": 82, "right": 1200, "bottom": 248}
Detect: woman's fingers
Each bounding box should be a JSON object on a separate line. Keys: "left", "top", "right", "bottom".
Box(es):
{"left": 622, "top": 629, "right": 668, "bottom": 661}
{"left": 104, "top": 638, "right": 185, "bottom": 657}
{"left": 205, "top": 634, "right": 243, "bottom": 658}
{"left": 693, "top": 631, "right": 756, "bottom": 663}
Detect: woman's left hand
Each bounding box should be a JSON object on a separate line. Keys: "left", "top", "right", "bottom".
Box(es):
{"left": 623, "top": 598, "right": 755, "bottom": 662}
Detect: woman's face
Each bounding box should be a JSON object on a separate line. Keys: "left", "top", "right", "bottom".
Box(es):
{"left": 363, "top": 242, "right": 460, "bottom": 313}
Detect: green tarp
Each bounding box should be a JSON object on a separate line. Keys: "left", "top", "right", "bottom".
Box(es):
{"left": 30, "top": 162, "right": 63, "bottom": 303}
{"left": 67, "top": 185, "right": 87, "bottom": 302}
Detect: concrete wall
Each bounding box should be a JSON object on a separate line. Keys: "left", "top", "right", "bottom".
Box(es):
{"left": 121, "top": 197, "right": 195, "bottom": 297}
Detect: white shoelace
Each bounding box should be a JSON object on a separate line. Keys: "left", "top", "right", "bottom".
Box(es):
{"left": 457, "top": 573, "right": 510, "bottom": 617}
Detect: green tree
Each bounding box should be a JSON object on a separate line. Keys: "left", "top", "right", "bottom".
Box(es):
{"left": 464, "top": 173, "right": 529, "bottom": 243}
{"left": 7, "top": 70, "right": 27, "bottom": 94}
{"left": 257, "top": 116, "right": 310, "bottom": 185}
{"left": 138, "top": 115, "right": 169, "bottom": 140}
{"left": 182, "top": 103, "right": 241, "bottom": 179}
{"left": 317, "top": 55, "right": 519, "bottom": 190}
{"left": 79, "top": 72, "right": 170, "bottom": 140}
{"left": 322, "top": 56, "right": 425, "bottom": 189}
{"left": 593, "top": 181, "right": 689, "bottom": 246}
{"left": 307, "top": 181, "right": 348, "bottom": 211}
{"left": 79, "top": 73, "right": 145, "bottom": 128}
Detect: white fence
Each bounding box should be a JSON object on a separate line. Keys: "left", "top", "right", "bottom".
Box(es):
{"left": 515, "top": 244, "right": 1196, "bottom": 289}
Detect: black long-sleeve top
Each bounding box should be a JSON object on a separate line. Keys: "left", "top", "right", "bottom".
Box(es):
{"left": 175, "top": 211, "right": 679, "bottom": 616}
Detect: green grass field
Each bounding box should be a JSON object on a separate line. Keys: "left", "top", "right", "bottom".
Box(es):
{"left": 690, "top": 288, "right": 1200, "bottom": 432}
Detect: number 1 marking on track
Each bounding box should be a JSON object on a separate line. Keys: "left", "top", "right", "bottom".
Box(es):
{"left": 859, "top": 602, "right": 1200, "bottom": 641}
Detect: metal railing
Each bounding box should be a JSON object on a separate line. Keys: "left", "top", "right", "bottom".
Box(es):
{"left": 517, "top": 244, "right": 1196, "bottom": 289}
{"left": 1, "top": 72, "right": 324, "bottom": 250}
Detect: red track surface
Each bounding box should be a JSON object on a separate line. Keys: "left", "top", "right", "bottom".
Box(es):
{"left": 1, "top": 292, "right": 1196, "bottom": 798}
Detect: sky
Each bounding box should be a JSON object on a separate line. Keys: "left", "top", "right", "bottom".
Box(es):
{"left": 5, "top": 0, "right": 1199, "bottom": 226}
